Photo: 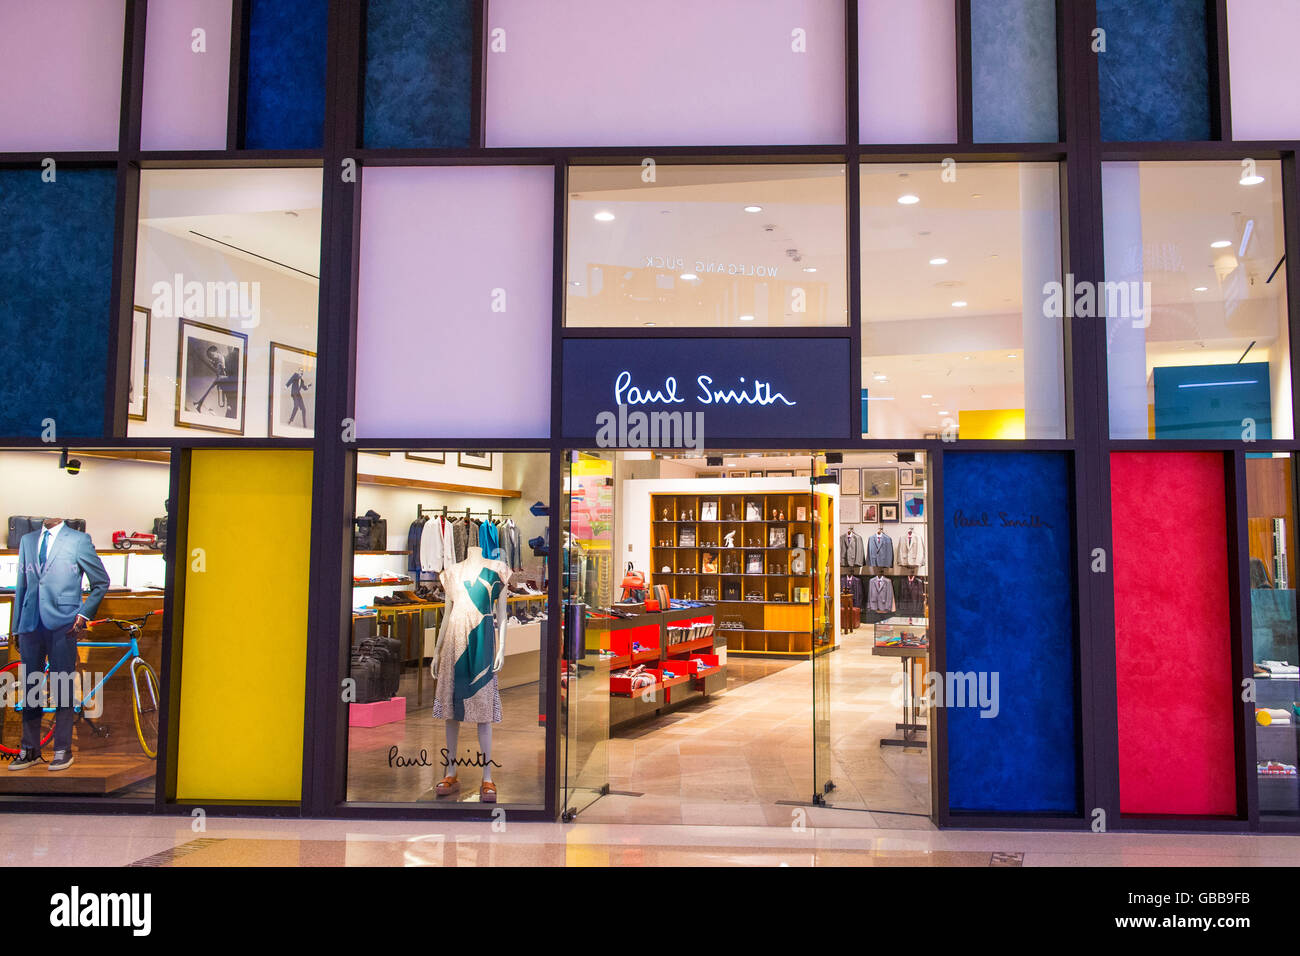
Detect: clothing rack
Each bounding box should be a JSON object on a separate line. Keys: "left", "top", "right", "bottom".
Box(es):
{"left": 416, "top": 504, "right": 512, "bottom": 522}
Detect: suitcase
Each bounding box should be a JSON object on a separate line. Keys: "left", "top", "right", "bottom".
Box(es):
{"left": 356, "top": 635, "right": 401, "bottom": 700}
{"left": 349, "top": 653, "right": 382, "bottom": 704}
{"left": 7, "top": 515, "right": 87, "bottom": 548}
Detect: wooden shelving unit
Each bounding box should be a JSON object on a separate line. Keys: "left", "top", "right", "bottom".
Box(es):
{"left": 650, "top": 492, "right": 817, "bottom": 657}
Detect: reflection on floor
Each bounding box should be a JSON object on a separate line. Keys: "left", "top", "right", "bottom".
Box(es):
{"left": 346, "top": 674, "right": 546, "bottom": 807}
{"left": 575, "top": 627, "right": 932, "bottom": 828}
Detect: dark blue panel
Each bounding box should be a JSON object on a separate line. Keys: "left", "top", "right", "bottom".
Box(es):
{"left": 561, "top": 338, "right": 850, "bottom": 441}
{"left": 0, "top": 168, "right": 116, "bottom": 437}
{"left": 944, "top": 452, "right": 1079, "bottom": 813}
{"left": 1153, "top": 362, "right": 1272, "bottom": 440}
{"left": 971, "top": 0, "right": 1058, "bottom": 143}
{"left": 364, "top": 0, "right": 473, "bottom": 148}
{"left": 1097, "top": 0, "right": 1211, "bottom": 142}
{"left": 244, "top": 0, "right": 328, "bottom": 149}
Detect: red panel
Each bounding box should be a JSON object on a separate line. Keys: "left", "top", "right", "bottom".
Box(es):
{"left": 1111, "top": 452, "right": 1237, "bottom": 815}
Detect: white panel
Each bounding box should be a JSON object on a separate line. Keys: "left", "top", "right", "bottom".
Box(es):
{"left": 1227, "top": 0, "right": 1300, "bottom": 140}
{"left": 355, "top": 166, "right": 555, "bottom": 438}
{"left": 858, "top": 0, "right": 957, "bottom": 144}
{"left": 141, "top": 0, "right": 232, "bottom": 150}
{"left": 0, "top": 0, "right": 126, "bottom": 150}
{"left": 485, "top": 0, "right": 845, "bottom": 147}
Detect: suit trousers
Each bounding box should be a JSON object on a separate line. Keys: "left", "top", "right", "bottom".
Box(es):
{"left": 19, "top": 624, "right": 77, "bottom": 752}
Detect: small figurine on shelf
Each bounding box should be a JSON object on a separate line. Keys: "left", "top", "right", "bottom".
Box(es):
{"left": 779, "top": 510, "right": 785, "bottom": 521}
{"left": 723, "top": 530, "right": 736, "bottom": 548}
{"left": 662, "top": 508, "right": 669, "bottom": 520}
{"left": 771, "top": 508, "right": 778, "bottom": 520}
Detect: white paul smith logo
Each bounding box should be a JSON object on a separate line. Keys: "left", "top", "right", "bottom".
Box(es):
{"left": 614, "top": 371, "right": 796, "bottom": 408}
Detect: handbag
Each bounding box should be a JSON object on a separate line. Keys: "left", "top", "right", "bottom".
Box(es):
{"left": 619, "top": 562, "right": 647, "bottom": 602}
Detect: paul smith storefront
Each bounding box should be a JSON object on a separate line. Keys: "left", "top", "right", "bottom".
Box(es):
{"left": 0, "top": 0, "right": 1297, "bottom": 833}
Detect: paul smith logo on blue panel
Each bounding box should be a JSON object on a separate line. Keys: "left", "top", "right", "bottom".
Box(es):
{"left": 613, "top": 370, "right": 797, "bottom": 408}
{"left": 953, "top": 510, "right": 1054, "bottom": 530}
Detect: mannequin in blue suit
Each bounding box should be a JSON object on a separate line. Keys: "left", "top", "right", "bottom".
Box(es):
{"left": 9, "top": 518, "right": 110, "bottom": 769}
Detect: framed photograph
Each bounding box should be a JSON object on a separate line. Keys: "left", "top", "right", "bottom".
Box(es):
{"left": 861, "top": 467, "right": 900, "bottom": 502}
{"left": 902, "top": 489, "right": 927, "bottom": 523}
{"left": 795, "top": 505, "right": 808, "bottom": 522}
{"left": 839, "top": 468, "right": 861, "bottom": 496}
{"left": 769, "top": 526, "right": 787, "bottom": 548}
{"left": 880, "top": 503, "right": 899, "bottom": 522}
{"left": 268, "top": 342, "right": 316, "bottom": 438}
{"left": 766, "top": 469, "right": 794, "bottom": 478}
{"left": 726, "top": 470, "right": 747, "bottom": 478}
{"left": 127, "top": 306, "right": 150, "bottom": 421}
{"left": 745, "top": 551, "right": 764, "bottom": 574}
{"left": 459, "top": 451, "right": 493, "bottom": 471}
{"left": 794, "top": 469, "right": 811, "bottom": 477}
{"left": 744, "top": 499, "right": 763, "bottom": 521}
{"left": 861, "top": 502, "right": 879, "bottom": 524}
{"left": 406, "top": 451, "right": 446, "bottom": 465}
{"left": 748, "top": 470, "right": 765, "bottom": 478}
{"left": 840, "top": 494, "right": 860, "bottom": 524}
{"left": 175, "top": 319, "right": 248, "bottom": 435}
{"left": 700, "top": 500, "right": 718, "bottom": 521}
{"left": 899, "top": 466, "right": 915, "bottom": 487}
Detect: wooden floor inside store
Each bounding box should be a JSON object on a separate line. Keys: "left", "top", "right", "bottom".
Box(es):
{"left": 0, "top": 753, "right": 156, "bottom": 795}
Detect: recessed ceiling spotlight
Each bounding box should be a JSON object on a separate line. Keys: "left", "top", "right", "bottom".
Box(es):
{"left": 921, "top": 394, "right": 933, "bottom": 399}
{"left": 1194, "top": 285, "right": 1208, "bottom": 292}
{"left": 898, "top": 194, "right": 920, "bottom": 205}
{"left": 738, "top": 314, "right": 755, "bottom": 321}
{"left": 594, "top": 211, "right": 616, "bottom": 222}
{"left": 929, "top": 257, "right": 948, "bottom": 266}
{"left": 680, "top": 272, "right": 699, "bottom": 281}
{"left": 802, "top": 267, "right": 817, "bottom": 273}
{"left": 1007, "top": 354, "right": 1017, "bottom": 359}
{"left": 873, "top": 374, "right": 888, "bottom": 381}
{"left": 951, "top": 300, "right": 968, "bottom": 308}
{"left": 1240, "top": 173, "right": 1265, "bottom": 186}
{"left": 743, "top": 204, "right": 763, "bottom": 213}
{"left": 1210, "top": 239, "right": 1232, "bottom": 248}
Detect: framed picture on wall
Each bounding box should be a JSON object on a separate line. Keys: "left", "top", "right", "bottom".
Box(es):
{"left": 268, "top": 342, "right": 316, "bottom": 438}
{"left": 127, "top": 306, "right": 150, "bottom": 421}
{"left": 861, "top": 502, "right": 879, "bottom": 523}
{"left": 899, "top": 466, "right": 915, "bottom": 486}
{"left": 839, "top": 468, "right": 861, "bottom": 495}
{"left": 901, "top": 489, "right": 926, "bottom": 523}
{"left": 880, "top": 503, "right": 899, "bottom": 522}
{"left": 766, "top": 469, "right": 794, "bottom": 478}
{"left": 861, "top": 467, "right": 899, "bottom": 502}
{"left": 726, "top": 470, "right": 747, "bottom": 478}
{"left": 794, "top": 469, "right": 811, "bottom": 477}
{"left": 748, "top": 470, "right": 765, "bottom": 478}
{"left": 459, "top": 451, "right": 493, "bottom": 470}
{"left": 406, "top": 451, "right": 446, "bottom": 465}
{"left": 174, "top": 319, "right": 247, "bottom": 435}
{"left": 840, "top": 494, "right": 860, "bottom": 523}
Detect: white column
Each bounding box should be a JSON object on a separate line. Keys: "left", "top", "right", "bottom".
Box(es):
{"left": 1021, "top": 164, "right": 1066, "bottom": 438}
{"left": 1102, "top": 162, "right": 1149, "bottom": 439}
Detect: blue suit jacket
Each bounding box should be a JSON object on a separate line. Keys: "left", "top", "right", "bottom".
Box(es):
{"left": 11, "top": 527, "right": 110, "bottom": 634}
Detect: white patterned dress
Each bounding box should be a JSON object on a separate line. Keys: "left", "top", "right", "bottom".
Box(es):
{"left": 432, "top": 558, "right": 511, "bottom": 724}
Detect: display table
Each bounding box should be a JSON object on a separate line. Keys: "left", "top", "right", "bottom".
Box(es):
{"left": 872, "top": 616, "right": 929, "bottom": 748}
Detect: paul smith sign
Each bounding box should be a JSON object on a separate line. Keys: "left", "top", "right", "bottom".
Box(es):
{"left": 562, "top": 338, "right": 849, "bottom": 441}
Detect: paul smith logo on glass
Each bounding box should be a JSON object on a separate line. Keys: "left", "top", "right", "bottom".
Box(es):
{"left": 613, "top": 370, "right": 797, "bottom": 408}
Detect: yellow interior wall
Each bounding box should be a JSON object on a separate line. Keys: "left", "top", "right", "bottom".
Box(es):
{"left": 958, "top": 409, "right": 1026, "bottom": 440}
{"left": 176, "top": 449, "right": 313, "bottom": 803}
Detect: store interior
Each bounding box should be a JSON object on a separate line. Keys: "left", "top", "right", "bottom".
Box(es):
{"left": 0, "top": 448, "right": 169, "bottom": 797}
{"left": 561, "top": 449, "right": 933, "bottom": 827}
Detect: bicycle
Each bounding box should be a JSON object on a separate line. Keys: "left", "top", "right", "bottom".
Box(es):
{"left": 0, "top": 610, "right": 163, "bottom": 760}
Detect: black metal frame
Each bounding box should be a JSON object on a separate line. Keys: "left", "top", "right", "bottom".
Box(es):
{"left": 0, "top": 0, "right": 1296, "bottom": 834}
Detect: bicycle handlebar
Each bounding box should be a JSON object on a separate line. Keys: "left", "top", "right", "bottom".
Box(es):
{"left": 86, "top": 609, "right": 164, "bottom": 631}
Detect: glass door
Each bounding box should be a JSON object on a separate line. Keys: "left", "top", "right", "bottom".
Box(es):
{"left": 810, "top": 459, "right": 835, "bottom": 803}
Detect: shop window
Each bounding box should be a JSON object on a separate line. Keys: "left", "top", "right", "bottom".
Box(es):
{"left": 971, "top": 0, "right": 1059, "bottom": 143}
{"left": 0, "top": 167, "right": 118, "bottom": 438}
{"left": 0, "top": 0, "right": 125, "bottom": 151}
{"left": 858, "top": 0, "right": 956, "bottom": 145}
{"left": 566, "top": 163, "right": 848, "bottom": 329}
{"left": 859, "top": 162, "right": 1065, "bottom": 439}
{"left": 1227, "top": 0, "right": 1300, "bottom": 140}
{"left": 355, "top": 165, "right": 553, "bottom": 439}
{"left": 141, "top": 0, "right": 232, "bottom": 151}
{"left": 242, "top": 0, "right": 327, "bottom": 150}
{"left": 1246, "top": 453, "right": 1299, "bottom": 815}
{"left": 943, "top": 451, "right": 1078, "bottom": 813}
{"left": 1102, "top": 161, "right": 1290, "bottom": 440}
{"left": 127, "top": 167, "right": 322, "bottom": 439}
{"left": 1111, "top": 451, "right": 1237, "bottom": 816}
{"left": 484, "top": 0, "right": 845, "bottom": 148}
{"left": 1097, "top": 0, "right": 1212, "bottom": 142}
{"left": 345, "top": 450, "right": 550, "bottom": 810}
{"left": 363, "top": 0, "right": 473, "bottom": 149}
{"left": 175, "top": 448, "right": 311, "bottom": 802}
{"left": 0, "top": 448, "right": 171, "bottom": 800}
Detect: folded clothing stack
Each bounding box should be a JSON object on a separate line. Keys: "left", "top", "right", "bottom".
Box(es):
{"left": 1259, "top": 660, "right": 1299, "bottom": 678}
{"left": 1258, "top": 761, "right": 1297, "bottom": 776}
{"left": 1256, "top": 707, "right": 1293, "bottom": 726}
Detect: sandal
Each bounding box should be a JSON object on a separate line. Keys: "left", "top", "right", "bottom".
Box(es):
{"left": 435, "top": 775, "right": 460, "bottom": 796}
{"left": 480, "top": 780, "right": 497, "bottom": 803}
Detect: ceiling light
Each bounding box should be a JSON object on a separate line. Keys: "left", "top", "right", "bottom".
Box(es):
{"left": 929, "top": 257, "right": 948, "bottom": 266}
{"left": 1194, "top": 286, "right": 1208, "bottom": 292}
{"left": 744, "top": 205, "right": 763, "bottom": 213}
{"left": 643, "top": 322, "right": 656, "bottom": 327}
{"left": 1007, "top": 354, "right": 1017, "bottom": 359}
{"left": 1239, "top": 219, "right": 1255, "bottom": 258}
{"left": 1210, "top": 239, "right": 1232, "bottom": 248}
{"left": 939, "top": 410, "right": 950, "bottom": 416}
{"left": 680, "top": 272, "right": 698, "bottom": 281}
{"left": 1240, "top": 172, "right": 1265, "bottom": 186}
{"left": 951, "top": 300, "right": 968, "bottom": 308}
{"left": 594, "top": 211, "right": 615, "bottom": 222}
{"left": 738, "top": 314, "right": 755, "bottom": 321}
{"left": 898, "top": 194, "right": 920, "bottom": 205}
{"left": 802, "top": 267, "right": 817, "bottom": 273}
{"left": 873, "top": 374, "right": 888, "bottom": 381}
{"left": 921, "top": 394, "right": 933, "bottom": 399}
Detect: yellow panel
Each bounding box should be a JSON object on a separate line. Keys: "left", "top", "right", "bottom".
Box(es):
{"left": 176, "top": 449, "right": 313, "bottom": 802}
{"left": 958, "top": 408, "right": 1026, "bottom": 439}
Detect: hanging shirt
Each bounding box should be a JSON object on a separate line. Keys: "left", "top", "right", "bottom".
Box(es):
{"left": 419, "top": 516, "right": 447, "bottom": 573}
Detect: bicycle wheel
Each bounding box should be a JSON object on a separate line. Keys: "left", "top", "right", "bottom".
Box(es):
{"left": 130, "top": 658, "right": 161, "bottom": 759}
{"left": 0, "top": 661, "right": 55, "bottom": 756}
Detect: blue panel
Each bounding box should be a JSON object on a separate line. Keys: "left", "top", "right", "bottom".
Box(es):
{"left": 561, "top": 338, "right": 850, "bottom": 440}
{"left": 1153, "top": 362, "right": 1272, "bottom": 439}
{"left": 944, "top": 452, "right": 1079, "bottom": 813}
{"left": 971, "top": 0, "right": 1058, "bottom": 142}
{"left": 364, "top": 0, "right": 473, "bottom": 148}
{"left": 0, "top": 168, "right": 116, "bottom": 437}
{"left": 1097, "top": 0, "right": 1211, "bottom": 142}
{"left": 244, "top": 0, "right": 328, "bottom": 149}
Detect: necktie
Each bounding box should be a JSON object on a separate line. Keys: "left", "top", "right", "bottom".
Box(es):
{"left": 39, "top": 530, "right": 49, "bottom": 569}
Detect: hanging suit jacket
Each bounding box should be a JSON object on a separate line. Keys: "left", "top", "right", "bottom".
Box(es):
{"left": 899, "top": 576, "right": 925, "bottom": 616}
{"left": 451, "top": 519, "right": 469, "bottom": 563}
{"left": 13, "top": 526, "right": 110, "bottom": 633}
{"left": 419, "top": 516, "right": 450, "bottom": 573}
{"left": 866, "top": 532, "right": 894, "bottom": 568}
{"left": 407, "top": 519, "right": 426, "bottom": 574}
{"left": 840, "top": 530, "right": 865, "bottom": 568}
{"left": 866, "top": 576, "right": 895, "bottom": 612}
{"left": 897, "top": 530, "right": 926, "bottom": 567}
{"left": 500, "top": 520, "right": 522, "bottom": 570}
